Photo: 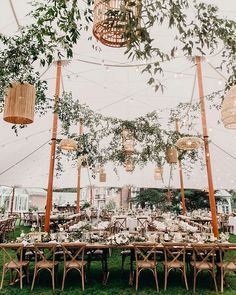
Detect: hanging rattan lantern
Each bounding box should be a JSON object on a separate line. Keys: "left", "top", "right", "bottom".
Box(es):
{"left": 99, "top": 166, "right": 107, "bottom": 182}
{"left": 93, "top": 0, "right": 142, "bottom": 48}
{"left": 154, "top": 166, "right": 163, "bottom": 180}
{"left": 59, "top": 138, "right": 77, "bottom": 151}
{"left": 221, "top": 85, "right": 236, "bottom": 129}
{"left": 125, "top": 157, "right": 134, "bottom": 172}
{"left": 176, "top": 136, "right": 203, "bottom": 150}
{"left": 123, "top": 139, "right": 135, "bottom": 154}
{"left": 3, "top": 82, "right": 36, "bottom": 124}
{"left": 166, "top": 147, "right": 178, "bottom": 164}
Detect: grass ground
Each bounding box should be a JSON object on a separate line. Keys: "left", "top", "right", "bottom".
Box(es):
{"left": 0, "top": 226, "right": 236, "bottom": 295}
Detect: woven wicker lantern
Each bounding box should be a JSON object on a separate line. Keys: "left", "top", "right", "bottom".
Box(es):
{"left": 166, "top": 147, "right": 178, "bottom": 164}
{"left": 176, "top": 136, "right": 203, "bottom": 151}
{"left": 59, "top": 138, "right": 77, "bottom": 151}
{"left": 125, "top": 157, "right": 134, "bottom": 172}
{"left": 99, "top": 166, "right": 107, "bottom": 182}
{"left": 3, "top": 82, "right": 36, "bottom": 124}
{"left": 221, "top": 85, "right": 236, "bottom": 129}
{"left": 154, "top": 166, "right": 163, "bottom": 181}
{"left": 93, "top": 0, "right": 142, "bottom": 48}
{"left": 123, "top": 139, "right": 134, "bottom": 154}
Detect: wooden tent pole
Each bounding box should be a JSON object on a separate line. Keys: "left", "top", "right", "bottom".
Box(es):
{"left": 175, "top": 119, "right": 187, "bottom": 215}
{"left": 44, "top": 61, "right": 62, "bottom": 232}
{"left": 76, "top": 118, "right": 84, "bottom": 213}
{"left": 90, "top": 185, "right": 93, "bottom": 206}
{"left": 195, "top": 56, "right": 218, "bottom": 238}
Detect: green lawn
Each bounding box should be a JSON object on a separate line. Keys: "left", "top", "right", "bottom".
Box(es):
{"left": 0, "top": 226, "right": 236, "bottom": 295}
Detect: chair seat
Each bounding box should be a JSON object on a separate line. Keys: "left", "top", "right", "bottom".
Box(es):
{"left": 190, "top": 261, "right": 213, "bottom": 270}
{"left": 217, "top": 262, "right": 236, "bottom": 271}
{"left": 5, "top": 260, "right": 29, "bottom": 269}
{"left": 65, "top": 260, "right": 87, "bottom": 268}
{"left": 36, "top": 260, "right": 58, "bottom": 268}
{"left": 163, "top": 261, "right": 184, "bottom": 268}
{"left": 137, "top": 260, "right": 156, "bottom": 268}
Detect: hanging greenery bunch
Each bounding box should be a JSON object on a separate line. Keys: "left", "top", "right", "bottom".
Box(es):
{"left": 0, "top": 0, "right": 234, "bottom": 123}
{"left": 55, "top": 91, "right": 203, "bottom": 176}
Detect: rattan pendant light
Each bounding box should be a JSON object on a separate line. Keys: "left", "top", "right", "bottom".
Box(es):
{"left": 59, "top": 138, "right": 77, "bottom": 151}
{"left": 125, "top": 157, "right": 134, "bottom": 172}
{"left": 221, "top": 85, "right": 236, "bottom": 129}
{"left": 93, "top": 0, "right": 142, "bottom": 48}
{"left": 99, "top": 166, "right": 107, "bottom": 182}
{"left": 122, "top": 128, "right": 135, "bottom": 154}
{"left": 154, "top": 166, "right": 163, "bottom": 180}
{"left": 3, "top": 82, "right": 36, "bottom": 124}
{"left": 175, "top": 136, "right": 203, "bottom": 150}
{"left": 166, "top": 147, "right": 178, "bottom": 164}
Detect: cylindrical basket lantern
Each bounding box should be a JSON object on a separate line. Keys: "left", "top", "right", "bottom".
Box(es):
{"left": 59, "top": 138, "right": 77, "bottom": 151}
{"left": 99, "top": 166, "right": 107, "bottom": 182}
{"left": 3, "top": 82, "right": 36, "bottom": 124}
{"left": 166, "top": 147, "right": 178, "bottom": 164}
{"left": 175, "top": 136, "right": 203, "bottom": 151}
{"left": 123, "top": 139, "right": 134, "bottom": 154}
{"left": 154, "top": 166, "right": 163, "bottom": 180}
{"left": 93, "top": 0, "right": 142, "bottom": 48}
{"left": 125, "top": 157, "right": 134, "bottom": 172}
{"left": 221, "top": 85, "right": 236, "bottom": 129}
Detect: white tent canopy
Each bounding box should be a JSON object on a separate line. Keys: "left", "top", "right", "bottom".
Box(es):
{"left": 0, "top": 0, "right": 236, "bottom": 189}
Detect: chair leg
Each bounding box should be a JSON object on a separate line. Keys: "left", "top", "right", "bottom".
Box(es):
{"left": 154, "top": 268, "right": 159, "bottom": 292}
{"left": 135, "top": 269, "right": 139, "bottom": 291}
{"left": 62, "top": 268, "right": 66, "bottom": 291}
{"left": 0, "top": 267, "right": 6, "bottom": 289}
{"left": 20, "top": 270, "right": 23, "bottom": 290}
{"left": 31, "top": 269, "right": 37, "bottom": 291}
{"left": 82, "top": 267, "right": 85, "bottom": 291}
{"left": 183, "top": 268, "right": 189, "bottom": 290}
{"left": 221, "top": 269, "right": 224, "bottom": 293}
{"left": 212, "top": 271, "right": 218, "bottom": 292}
{"left": 164, "top": 266, "right": 168, "bottom": 290}
{"left": 52, "top": 269, "right": 55, "bottom": 291}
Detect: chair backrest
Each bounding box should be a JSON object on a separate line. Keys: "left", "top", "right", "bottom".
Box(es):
{"left": 163, "top": 242, "right": 187, "bottom": 265}
{"left": 33, "top": 243, "right": 57, "bottom": 264}
{"left": 191, "top": 243, "right": 217, "bottom": 268}
{"left": 133, "top": 243, "right": 157, "bottom": 265}
{"left": 0, "top": 243, "right": 23, "bottom": 268}
{"left": 218, "top": 243, "right": 236, "bottom": 266}
{"left": 115, "top": 217, "right": 127, "bottom": 231}
{"left": 137, "top": 217, "right": 148, "bottom": 229}
{"left": 61, "top": 242, "right": 86, "bottom": 266}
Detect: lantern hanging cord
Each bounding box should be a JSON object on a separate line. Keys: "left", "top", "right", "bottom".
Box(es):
{"left": 204, "top": 58, "right": 228, "bottom": 81}
{"left": 0, "top": 140, "right": 50, "bottom": 176}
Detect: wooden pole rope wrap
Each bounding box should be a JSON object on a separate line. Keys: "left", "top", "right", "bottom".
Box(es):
{"left": 59, "top": 138, "right": 77, "bottom": 151}
{"left": 93, "top": 0, "right": 142, "bottom": 48}
{"left": 221, "top": 85, "right": 236, "bottom": 129}
{"left": 166, "top": 147, "right": 178, "bottom": 164}
{"left": 4, "top": 82, "right": 36, "bottom": 124}
{"left": 175, "top": 136, "right": 203, "bottom": 151}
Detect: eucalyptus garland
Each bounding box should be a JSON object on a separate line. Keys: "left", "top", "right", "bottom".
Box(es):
{"left": 55, "top": 91, "right": 203, "bottom": 176}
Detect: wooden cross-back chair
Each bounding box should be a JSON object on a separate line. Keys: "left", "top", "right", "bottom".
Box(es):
{"left": 115, "top": 217, "right": 127, "bottom": 233}
{"left": 22, "top": 212, "right": 33, "bottom": 226}
{"left": 133, "top": 243, "right": 159, "bottom": 292}
{"left": 61, "top": 242, "right": 87, "bottom": 291}
{"left": 31, "top": 243, "right": 58, "bottom": 291}
{"left": 163, "top": 242, "right": 188, "bottom": 290}
{"left": 217, "top": 243, "right": 236, "bottom": 293}
{"left": 0, "top": 243, "right": 29, "bottom": 290}
{"left": 190, "top": 243, "right": 218, "bottom": 292}
{"left": 0, "top": 221, "right": 7, "bottom": 242}
{"left": 137, "top": 217, "right": 148, "bottom": 229}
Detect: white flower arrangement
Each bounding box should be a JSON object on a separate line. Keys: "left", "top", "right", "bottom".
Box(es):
{"left": 106, "top": 233, "right": 131, "bottom": 245}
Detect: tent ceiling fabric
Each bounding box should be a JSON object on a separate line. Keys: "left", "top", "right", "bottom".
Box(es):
{"left": 0, "top": 0, "right": 236, "bottom": 189}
